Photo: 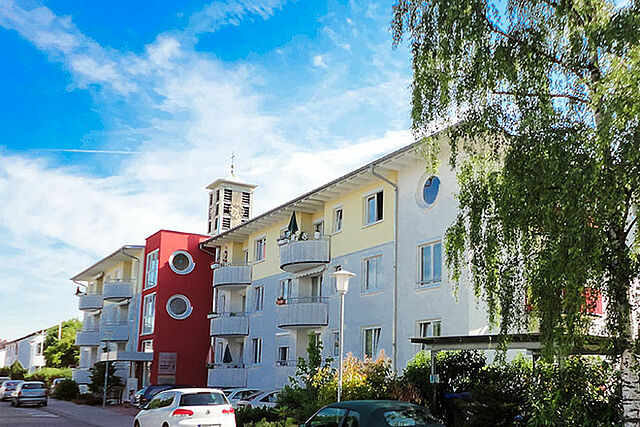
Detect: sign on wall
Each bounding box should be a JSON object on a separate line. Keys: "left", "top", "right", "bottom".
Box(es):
{"left": 158, "top": 352, "right": 177, "bottom": 375}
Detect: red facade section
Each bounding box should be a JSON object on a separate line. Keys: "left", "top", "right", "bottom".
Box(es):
{"left": 139, "top": 230, "right": 213, "bottom": 386}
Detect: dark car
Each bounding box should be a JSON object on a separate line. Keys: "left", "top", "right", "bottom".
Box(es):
{"left": 132, "top": 384, "right": 190, "bottom": 408}
{"left": 301, "top": 400, "right": 444, "bottom": 427}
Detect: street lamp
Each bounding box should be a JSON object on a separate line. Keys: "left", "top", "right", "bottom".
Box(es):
{"left": 102, "top": 330, "right": 114, "bottom": 408}
{"left": 331, "top": 269, "right": 355, "bottom": 402}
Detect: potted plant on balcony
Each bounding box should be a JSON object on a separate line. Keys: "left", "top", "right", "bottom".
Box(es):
{"left": 276, "top": 297, "right": 286, "bottom": 306}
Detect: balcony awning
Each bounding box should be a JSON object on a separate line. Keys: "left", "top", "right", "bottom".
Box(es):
{"left": 292, "top": 265, "right": 326, "bottom": 279}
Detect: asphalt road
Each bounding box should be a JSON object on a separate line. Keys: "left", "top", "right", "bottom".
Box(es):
{"left": 0, "top": 400, "right": 86, "bottom": 426}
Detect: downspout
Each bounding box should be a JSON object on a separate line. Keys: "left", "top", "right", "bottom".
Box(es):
{"left": 120, "top": 247, "right": 142, "bottom": 381}
{"left": 370, "top": 164, "right": 399, "bottom": 370}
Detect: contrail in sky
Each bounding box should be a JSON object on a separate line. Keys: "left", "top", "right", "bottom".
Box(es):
{"left": 38, "top": 149, "right": 139, "bottom": 154}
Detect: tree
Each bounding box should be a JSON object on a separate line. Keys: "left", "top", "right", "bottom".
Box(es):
{"left": 44, "top": 319, "right": 82, "bottom": 368}
{"left": 392, "top": 0, "right": 640, "bottom": 423}
{"left": 88, "top": 361, "right": 123, "bottom": 396}
{"left": 9, "top": 361, "right": 26, "bottom": 380}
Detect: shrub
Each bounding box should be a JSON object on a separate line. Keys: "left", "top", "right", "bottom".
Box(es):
{"left": 9, "top": 361, "right": 26, "bottom": 380}
{"left": 54, "top": 379, "right": 79, "bottom": 401}
{"left": 25, "top": 367, "right": 72, "bottom": 387}
{"left": 87, "top": 361, "right": 123, "bottom": 395}
{"left": 235, "top": 406, "right": 281, "bottom": 426}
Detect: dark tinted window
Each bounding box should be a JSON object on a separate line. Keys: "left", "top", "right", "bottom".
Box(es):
{"left": 148, "top": 392, "right": 174, "bottom": 409}
{"left": 22, "top": 383, "right": 45, "bottom": 389}
{"left": 344, "top": 411, "right": 360, "bottom": 427}
{"left": 180, "top": 392, "right": 227, "bottom": 406}
{"left": 383, "top": 407, "right": 440, "bottom": 426}
{"left": 309, "top": 407, "right": 347, "bottom": 427}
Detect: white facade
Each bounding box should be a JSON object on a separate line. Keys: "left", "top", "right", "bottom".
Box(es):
{"left": 0, "top": 330, "right": 47, "bottom": 373}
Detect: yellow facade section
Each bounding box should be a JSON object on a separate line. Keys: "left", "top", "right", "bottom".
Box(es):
{"left": 217, "top": 173, "right": 396, "bottom": 280}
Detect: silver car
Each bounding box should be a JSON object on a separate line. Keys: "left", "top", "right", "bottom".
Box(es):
{"left": 11, "top": 381, "right": 47, "bottom": 407}
{"left": 0, "top": 380, "right": 23, "bottom": 400}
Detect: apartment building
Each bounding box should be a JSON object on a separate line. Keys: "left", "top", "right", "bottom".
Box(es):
{"left": 202, "top": 140, "right": 489, "bottom": 391}
{"left": 72, "top": 245, "right": 146, "bottom": 397}
{"left": 0, "top": 330, "right": 46, "bottom": 373}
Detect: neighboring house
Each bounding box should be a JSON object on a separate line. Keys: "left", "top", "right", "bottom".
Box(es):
{"left": 0, "top": 330, "right": 47, "bottom": 373}
{"left": 71, "top": 245, "right": 146, "bottom": 398}
{"left": 201, "top": 139, "right": 491, "bottom": 391}
{"left": 135, "top": 230, "right": 213, "bottom": 387}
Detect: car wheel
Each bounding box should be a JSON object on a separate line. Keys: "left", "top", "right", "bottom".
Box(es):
{"left": 15, "top": 400, "right": 20, "bottom": 407}
{"left": 10, "top": 400, "right": 14, "bottom": 407}
{"left": 42, "top": 400, "right": 47, "bottom": 407}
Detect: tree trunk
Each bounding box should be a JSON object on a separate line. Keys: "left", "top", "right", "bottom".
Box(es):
{"left": 623, "top": 279, "right": 640, "bottom": 426}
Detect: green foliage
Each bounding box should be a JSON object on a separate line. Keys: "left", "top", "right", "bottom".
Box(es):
{"left": 9, "top": 361, "right": 26, "bottom": 380}
{"left": 44, "top": 319, "right": 82, "bottom": 368}
{"left": 0, "top": 367, "right": 10, "bottom": 377}
{"left": 87, "top": 361, "right": 123, "bottom": 395}
{"left": 234, "top": 406, "right": 281, "bottom": 426}
{"left": 24, "top": 367, "right": 71, "bottom": 387}
{"left": 392, "top": 0, "right": 640, "bottom": 359}
{"left": 53, "top": 379, "right": 79, "bottom": 401}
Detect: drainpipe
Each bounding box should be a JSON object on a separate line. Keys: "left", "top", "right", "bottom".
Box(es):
{"left": 370, "top": 164, "right": 399, "bottom": 370}
{"left": 120, "top": 247, "right": 141, "bottom": 383}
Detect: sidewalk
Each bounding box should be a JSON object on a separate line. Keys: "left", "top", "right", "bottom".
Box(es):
{"left": 47, "top": 399, "right": 135, "bottom": 427}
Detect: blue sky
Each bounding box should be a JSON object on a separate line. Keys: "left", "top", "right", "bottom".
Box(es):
{"left": 0, "top": 0, "right": 413, "bottom": 341}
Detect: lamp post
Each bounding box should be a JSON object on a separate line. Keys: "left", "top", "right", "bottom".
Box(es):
{"left": 331, "top": 269, "right": 355, "bottom": 402}
{"left": 102, "top": 330, "right": 113, "bottom": 408}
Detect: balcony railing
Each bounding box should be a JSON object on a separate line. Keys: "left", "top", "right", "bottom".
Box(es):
{"left": 103, "top": 278, "right": 134, "bottom": 302}
{"left": 279, "top": 237, "right": 330, "bottom": 273}
{"left": 100, "top": 322, "right": 130, "bottom": 342}
{"left": 276, "top": 297, "right": 329, "bottom": 329}
{"left": 213, "top": 264, "right": 252, "bottom": 290}
{"left": 75, "top": 330, "right": 101, "bottom": 347}
{"left": 207, "top": 364, "right": 247, "bottom": 388}
{"left": 78, "top": 293, "right": 103, "bottom": 311}
{"left": 209, "top": 313, "right": 249, "bottom": 337}
{"left": 100, "top": 351, "right": 153, "bottom": 362}
{"left": 72, "top": 368, "right": 92, "bottom": 384}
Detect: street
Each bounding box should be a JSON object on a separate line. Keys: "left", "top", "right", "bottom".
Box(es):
{"left": 0, "top": 399, "right": 135, "bottom": 427}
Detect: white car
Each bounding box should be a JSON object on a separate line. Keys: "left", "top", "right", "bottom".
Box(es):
{"left": 224, "top": 388, "right": 261, "bottom": 408}
{"left": 133, "top": 388, "right": 236, "bottom": 427}
{"left": 236, "top": 390, "right": 280, "bottom": 409}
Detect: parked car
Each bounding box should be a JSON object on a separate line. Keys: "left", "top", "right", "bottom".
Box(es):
{"left": 0, "top": 380, "right": 23, "bottom": 401}
{"left": 235, "top": 389, "right": 280, "bottom": 409}
{"left": 134, "top": 388, "right": 235, "bottom": 427}
{"left": 133, "top": 384, "right": 191, "bottom": 408}
{"left": 302, "top": 400, "right": 444, "bottom": 427}
{"left": 10, "top": 381, "right": 47, "bottom": 407}
{"left": 223, "top": 388, "right": 261, "bottom": 408}
{"left": 49, "top": 378, "right": 65, "bottom": 394}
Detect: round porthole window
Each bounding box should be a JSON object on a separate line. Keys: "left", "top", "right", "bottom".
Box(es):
{"left": 416, "top": 174, "right": 441, "bottom": 209}
{"left": 169, "top": 250, "right": 195, "bottom": 275}
{"left": 166, "top": 294, "right": 193, "bottom": 320}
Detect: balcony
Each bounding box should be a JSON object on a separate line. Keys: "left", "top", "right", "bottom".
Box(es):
{"left": 213, "top": 265, "right": 252, "bottom": 290}
{"left": 279, "top": 237, "right": 330, "bottom": 273}
{"left": 72, "top": 368, "right": 92, "bottom": 384}
{"left": 207, "top": 365, "right": 247, "bottom": 388}
{"left": 100, "top": 322, "right": 130, "bottom": 342}
{"left": 78, "top": 293, "right": 103, "bottom": 312}
{"left": 75, "top": 330, "right": 101, "bottom": 346}
{"left": 209, "top": 313, "right": 249, "bottom": 337}
{"left": 275, "top": 361, "right": 297, "bottom": 388}
{"left": 276, "top": 297, "right": 329, "bottom": 329}
{"left": 103, "top": 278, "right": 134, "bottom": 302}
{"left": 100, "top": 351, "right": 153, "bottom": 362}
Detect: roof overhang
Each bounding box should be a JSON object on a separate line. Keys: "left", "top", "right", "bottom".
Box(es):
{"left": 202, "top": 141, "right": 426, "bottom": 247}
{"left": 71, "top": 245, "right": 144, "bottom": 282}
{"left": 410, "top": 333, "right": 609, "bottom": 355}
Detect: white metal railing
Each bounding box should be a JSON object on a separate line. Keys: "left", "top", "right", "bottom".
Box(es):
{"left": 213, "top": 265, "right": 252, "bottom": 287}
{"left": 209, "top": 313, "right": 249, "bottom": 336}
{"left": 276, "top": 298, "right": 329, "bottom": 328}
{"left": 208, "top": 365, "right": 247, "bottom": 388}
{"left": 279, "top": 237, "right": 330, "bottom": 271}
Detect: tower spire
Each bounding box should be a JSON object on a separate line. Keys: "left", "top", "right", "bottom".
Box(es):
{"left": 230, "top": 151, "right": 235, "bottom": 177}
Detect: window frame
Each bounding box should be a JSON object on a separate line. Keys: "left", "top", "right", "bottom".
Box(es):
{"left": 279, "top": 279, "right": 292, "bottom": 300}
{"left": 362, "top": 255, "right": 382, "bottom": 292}
{"left": 144, "top": 249, "right": 159, "bottom": 290}
{"left": 417, "top": 320, "right": 442, "bottom": 351}
{"left": 417, "top": 240, "right": 443, "bottom": 288}
{"left": 168, "top": 250, "right": 195, "bottom": 275}
{"left": 332, "top": 330, "right": 340, "bottom": 357}
{"left": 141, "top": 293, "right": 156, "bottom": 335}
{"left": 363, "top": 326, "right": 381, "bottom": 359}
{"left": 276, "top": 346, "right": 289, "bottom": 365}
{"left": 363, "top": 189, "right": 384, "bottom": 226}
{"left": 333, "top": 206, "right": 343, "bottom": 233}
{"left": 253, "top": 286, "right": 264, "bottom": 312}
{"left": 251, "top": 338, "right": 263, "bottom": 364}
{"left": 254, "top": 236, "right": 267, "bottom": 263}
{"left": 166, "top": 294, "right": 193, "bottom": 320}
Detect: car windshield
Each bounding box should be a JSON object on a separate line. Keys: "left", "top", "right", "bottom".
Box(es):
{"left": 245, "top": 391, "right": 262, "bottom": 400}
{"left": 22, "top": 383, "right": 44, "bottom": 389}
{"left": 179, "top": 392, "right": 227, "bottom": 406}
{"left": 383, "top": 407, "right": 440, "bottom": 426}
{"left": 5, "top": 382, "right": 20, "bottom": 387}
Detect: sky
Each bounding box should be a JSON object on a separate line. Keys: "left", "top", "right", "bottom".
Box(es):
{"left": 0, "top": 0, "right": 414, "bottom": 341}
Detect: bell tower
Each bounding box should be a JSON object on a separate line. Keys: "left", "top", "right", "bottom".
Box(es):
{"left": 206, "top": 154, "right": 257, "bottom": 236}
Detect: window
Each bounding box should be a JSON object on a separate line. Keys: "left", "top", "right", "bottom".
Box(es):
{"left": 309, "top": 407, "right": 348, "bottom": 427}
{"left": 419, "top": 320, "right": 442, "bottom": 351}
{"left": 141, "top": 340, "right": 153, "bottom": 353}
{"left": 253, "top": 286, "right": 264, "bottom": 311}
{"left": 142, "top": 293, "right": 156, "bottom": 335}
{"left": 422, "top": 176, "right": 440, "bottom": 206}
{"left": 418, "top": 241, "right": 443, "bottom": 287}
{"left": 364, "top": 191, "right": 383, "bottom": 225}
{"left": 168, "top": 250, "right": 195, "bottom": 275}
{"left": 311, "top": 275, "right": 322, "bottom": 300}
{"left": 313, "top": 221, "right": 324, "bottom": 236}
{"left": 145, "top": 250, "right": 159, "bottom": 289}
{"left": 332, "top": 265, "right": 342, "bottom": 293}
{"left": 311, "top": 331, "right": 322, "bottom": 348}
{"left": 255, "top": 237, "right": 266, "bottom": 262}
{"left": 363, "top": 327, "right": 381, "bottom": 358}
{"left": 277, "top": 346, "right": 289, "bottom": 365}
{"left": 279, "top": 279, "right": 292, "bottom": 300}
{"left": 251, "top": 338, "right": 262, "bottom": 364}
{"left": 332, "top": 331, "right": 340, "bottom": 357}
{"left": 166, "top": 294, "right": 193, "bottom": 320}
{"left": 344, "top": 411, "right": 361, "bottom": 427}
{"left": 224, "top": 188, "right": 232, "bottom": 202}
{"left": 34, "top": 342, "right": 43, "bottom": 356}
{"left": 363, "top": 256, "right": 381, "bottom": 291}
{"left": 148, "top": 391, "right": 174, "bottom": 409}
{"left": 333, "top": 207, "right": 343, "bottom": 233}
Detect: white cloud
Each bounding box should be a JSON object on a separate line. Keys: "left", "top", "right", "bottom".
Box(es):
{"left": 312, "top": 54, "right": 328, "bottom": 68}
